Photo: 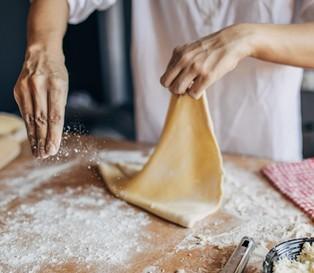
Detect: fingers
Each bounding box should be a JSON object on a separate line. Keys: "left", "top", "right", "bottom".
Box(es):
{"left": 188, "top": 75, "right": 210, "bottom": 99}
{"left": 13, "top": 49, "right": 69, "bottom": 159}
{"left": 169, "top": 66, "right": 197, "bottom": 95}
{"left": 160, "top": 46, "right": 190, "bottom": 88}
{"left": 30, "top": 75, "right": 49, "bottom": 158}
{"left": 14, "top": 74, "right": 67, "bottom": 158}
{"left": 160, "top": 44, "right": 210, "bottom": 98}
{"left": 46, "top": 80, "right": 67, "bottom": 156}
{"left": 14, "top": 82, "right": 37, "bottom": 155}
{"left": 160, "top": 33, "right": 242, "bottom": 100}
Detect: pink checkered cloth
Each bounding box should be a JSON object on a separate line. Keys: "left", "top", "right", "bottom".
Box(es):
{"left": 261, "top": 159, "right": 314, "bottom": 221}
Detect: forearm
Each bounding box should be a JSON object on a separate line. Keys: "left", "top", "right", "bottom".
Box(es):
{"left": 27, "top": 0, "right": 69, "bottom": 53}
{"left": 247, "top": 23, "right": 314, "bottom": 68}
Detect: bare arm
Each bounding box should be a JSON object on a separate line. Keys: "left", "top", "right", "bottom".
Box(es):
{"left": 14, "top": 0, "right": 69, "bottom": 158}
{"left": 252, "top": 23, "right": 314, "bottom": 68}
{"left": 161, "top": 23, "right": 314, "bottom": 99}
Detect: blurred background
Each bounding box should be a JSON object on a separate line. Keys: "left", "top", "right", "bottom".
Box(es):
{"left": 1, "top": 1, "right": 314, "bottom": 157}
{"left": 0, "top": 0, "right": 134, "bottom": 141}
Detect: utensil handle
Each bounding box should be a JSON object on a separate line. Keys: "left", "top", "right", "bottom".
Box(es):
{"left": 220, "top": 237, "right": 256, "bottom": 273}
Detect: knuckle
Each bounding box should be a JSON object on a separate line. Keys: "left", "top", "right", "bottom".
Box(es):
{"left": 200, "top": 69, "right": 210, "bottom": 78}
{"left": 50, "top": 77, "right": 67, "bottom": 90}
{"left": 24, "top": 114, "right": 35, "bottom": 127}
{"left": 29, "top": 74, "right": 42, "bottom": 85}
{"left": 48, "top": 112, "right": 62, "bottom": 124}
{"left": 173, "top": 46, "right": 181, "bottom": 55}
{"left": 191, "top": 63, "right": 202, "bottom": 72}
{"left": 160, "top": 75, "right": 167, "bottom": 86}
{"left": 180, "top": 54, "right": 189, "bottom": 64}
{"left": 28, "top": 132, "right": 36, "bottom": 141}
{"left": 170, "top": 85, "right": 180, "bottom": 94}
{"left": 15, "top": 79, "right": 29, "bottom": 94}
{"left": 34, "top": 112, "right": 47, "bottom": 127}
{"left": 169, "top": 85, "right": 176, "bottom": 94}
{"left": 29, "top": 77, "right": 43, "bottom": 93}
{"left": 173, "top": 46, "right": 185, "bottom": 58}
{"left": 13, "top": 87, "right": 21, "bottom": 101}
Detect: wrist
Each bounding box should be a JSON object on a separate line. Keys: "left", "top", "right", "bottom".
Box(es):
{"left": 27, "top": 30, "right": 64, "bottom": 55}
{"left": 26, "top": 40, "right": 65, "bottom": 62}
{"left": 229, "top": 23, "right": 261, "bottom": 59}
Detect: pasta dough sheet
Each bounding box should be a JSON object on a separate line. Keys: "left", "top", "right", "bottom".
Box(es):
{"left": 99, "top": 95, "right": 224, "bottom": 227}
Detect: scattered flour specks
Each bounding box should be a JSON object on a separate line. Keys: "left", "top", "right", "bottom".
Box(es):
{"left": 176, "top": 161, "right": 314, "bottom": 261}
{"left": 96, "top": 150, "right": 151, "bottom": 165}
{"left": 0, "top": 161, "right": 76, "bottom": 208}
{"left": 95, "top": 150, "right": 313, "bottom": 263}
{"left": 142, "top": 265, "right": 160, "bottom": 273}
{"left": 0, "top": 186, "right": 151, "bottom": 272}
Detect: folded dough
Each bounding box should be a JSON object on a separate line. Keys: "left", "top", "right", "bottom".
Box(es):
{"left": 99, "top": 95, "right": 224, "bottom": 227}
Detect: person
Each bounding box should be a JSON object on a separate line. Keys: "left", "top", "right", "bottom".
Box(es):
{"left": 14, "top": 0, "right": 314, "bottom": 161}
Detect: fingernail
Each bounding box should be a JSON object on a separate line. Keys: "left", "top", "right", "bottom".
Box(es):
{"left": 46, "top": 143, "right": 58, "bottom": 156}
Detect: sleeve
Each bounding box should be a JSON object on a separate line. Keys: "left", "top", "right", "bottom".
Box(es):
{"left": 297, "top": 0, "right": 314, "bottom": 22}
{"left": 67, "top": 0, "right": 117, "bottom": 24}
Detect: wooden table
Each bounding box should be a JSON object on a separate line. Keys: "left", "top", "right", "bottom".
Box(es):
{"left": 0, "top": 135, "right": 296, "bottom": 273}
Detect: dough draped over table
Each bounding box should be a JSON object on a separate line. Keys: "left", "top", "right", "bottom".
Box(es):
{"left": 99, "top": 95, "right": 224, "bottom": 227}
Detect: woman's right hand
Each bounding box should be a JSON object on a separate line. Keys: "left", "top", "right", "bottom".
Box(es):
{"left": 14, "top": 45, "right": 69, "bottom": 158}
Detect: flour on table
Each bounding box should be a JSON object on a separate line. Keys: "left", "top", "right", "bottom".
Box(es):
{"left": 0, "top": 155, "right": 151, "bottom": 272}
{"left": 0, "top": 186, "right": 151, "bottom": 272}
{"left": 97, "top": 149, "right": 150, "bottom": 165}
{"left": 176, "top": 161, "right": 314, "bottom": 261}
{"left": 0, "top": 161, "right": 76, "bottom": 208}
{"left": 142, "top": 265, "right": 160, "bottom": 273}
{"left": 96, "top": 150, "right": 313, "bottom": 263}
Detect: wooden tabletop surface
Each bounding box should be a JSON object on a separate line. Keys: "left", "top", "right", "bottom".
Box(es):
{"left": 0, "top": 135, "right": 291, "bottom": 273}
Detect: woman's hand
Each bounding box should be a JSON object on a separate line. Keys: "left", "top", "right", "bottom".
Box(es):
{"left": 160, "top": 24, "right": 255, "bottom": 99}
{"left": 14, "top": 45, "right": 68, "bottom": 158}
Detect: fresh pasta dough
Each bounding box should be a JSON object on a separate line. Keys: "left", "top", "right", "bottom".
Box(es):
{"left": 99, "top": 95, "right": 224, "bottom": 227}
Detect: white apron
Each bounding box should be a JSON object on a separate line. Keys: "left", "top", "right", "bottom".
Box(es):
{"left": 68, "top": 0, "right": 314, "bottom": 161}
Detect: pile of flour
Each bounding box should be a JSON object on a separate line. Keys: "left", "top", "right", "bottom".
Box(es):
{"left": 0, "top": 159, "right": 151, "bottom": 273}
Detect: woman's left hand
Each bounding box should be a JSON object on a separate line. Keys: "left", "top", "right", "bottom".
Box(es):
{"left": 160, "top": 24, "right": 255, "bottom": 99}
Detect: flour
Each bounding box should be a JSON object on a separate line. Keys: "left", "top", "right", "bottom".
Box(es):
{"left": 0, "top": 186, "right": 151, "bottom": 272}
{"left": 96, "top": 150, "right": 150, "bottom": 165}
{"left": 273, "top": 242, "right": 314, "bottom": 273}
{"left": 0, "top": 161, "right": 76, "bottom": 208}
{"left": 0, "top": 150, "right": 151, "bottom": 272}
{"left": 176, "top": 161, "right": 314, "bottom": 261}
{"left": 96, "top": 150, "right": 313, "bottom": 264}
{"left": 48, "top": 128, "right": 90, "bottom": 162}
{"left": 142, "top": 265, "right": 160, "bottom": 273}
{"left": 1, "top": 148, "right": 313, "bottom": 272}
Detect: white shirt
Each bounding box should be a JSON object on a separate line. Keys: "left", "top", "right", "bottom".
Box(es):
{"left": 67, "top": 0, "right": 314, "bottom": 161}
